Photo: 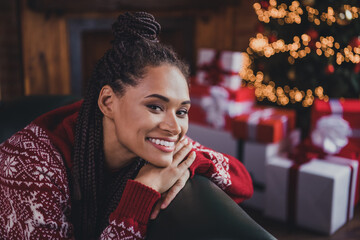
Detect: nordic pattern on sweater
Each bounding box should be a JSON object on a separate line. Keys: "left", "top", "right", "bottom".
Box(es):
{"left": 0, "top": 124, "right": 72, "bottom": 239}
{"left": 0, "top": 121, "right": 253, "bottom": 239}
{"left": 192, "top": 141, "right": 231, "bottom": 190}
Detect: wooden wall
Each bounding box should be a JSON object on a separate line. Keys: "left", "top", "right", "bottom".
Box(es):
{"left": 21, "top": 0, "right": 71, "bottom": 95}
{"left": 20, "top": 0, "right": 257, "bottom": 96}
{"left": 0, "top": 0, "right": 23, "bottom": 101}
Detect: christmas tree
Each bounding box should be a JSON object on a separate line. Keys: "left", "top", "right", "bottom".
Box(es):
{"left": 242, "top": 0, "right": 360, "bottom": 111}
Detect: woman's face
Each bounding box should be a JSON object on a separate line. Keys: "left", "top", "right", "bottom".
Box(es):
{"left": 110, "top": 64, "right": 190, "bottom": 167}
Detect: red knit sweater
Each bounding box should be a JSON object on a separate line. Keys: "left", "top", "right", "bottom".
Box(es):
{"left": 0, "top": 101, "right": 253, "bottom": 239}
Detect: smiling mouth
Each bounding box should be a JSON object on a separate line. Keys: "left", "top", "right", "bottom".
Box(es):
{"left": 147, "top": 137, "right": 175, "bottom": 148}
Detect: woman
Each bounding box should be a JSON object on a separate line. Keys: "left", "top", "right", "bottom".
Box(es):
{"left": 0, "top": 12, "right": 253, "bottom": 239}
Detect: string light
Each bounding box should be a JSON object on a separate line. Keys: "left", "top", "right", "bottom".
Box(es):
{"left": 241, "top": 51, "right": 329, "bottom": 107}
{"left": 307, "top": 5, "right": 359, "bottom": 25}
{"left": 254, "top": 1, "right": 303, "bottom": 24}
{"left": 249, "top": 32, "right": 360, "bottom": 65}
{"left": 255, "top": 1, "right": 360, "bottom": 25}
{"left": 246, "top": 1, "right": 359, "bottom": 107}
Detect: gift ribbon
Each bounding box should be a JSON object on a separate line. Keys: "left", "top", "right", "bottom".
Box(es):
{"left": 247, "top": 109, "right": 289, "bottom": 141}
{"left": 227, "top": 101, "right": 253, "bottom": 117}
{"left": 311, "top": 115, "right": 352, "bottom": 154}
{"left": 199, "top": 51, "right": 240, "bottom": 86}
{"left": 329, "top": 99, "right": 343, "bottom": 115}
{"left": 247, "top": 109, "right": 274, "bottom": 140}
{"left": 325, "top": 158, "right": 354, "bottom": 222}
{"left": 350, "top": 128, "right": 360, "bottom": 138}
{"left": 279, "top": 115, "right": 288, "bottom": 139}
{"left": 287, "top": 143, "right": 354, "bottom": 223}
{"left": 197, "top": 86, "right": 252, "bottom": 129}
{"left": 287, "top": 144, "right": 326, "bottom": 224}
{"left": 329, "top": 99, "right": 360, "bottom": 139}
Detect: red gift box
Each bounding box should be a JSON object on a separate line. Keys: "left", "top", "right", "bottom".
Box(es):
{"left": 310, "top": 99, "right": 360, "bottom": 204}
{"left": 189, "top": 84, "right": 255, "bottom": 131}
{"left": 311, "top": 98, "right": 360, "bottom": 146}
{"left": 231, "top": 107, "right": 296, "bottom": 143}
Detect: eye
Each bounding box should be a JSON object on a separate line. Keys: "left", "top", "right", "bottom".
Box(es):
{"left": 147, "top": 104, "right": 163, "bottom": 112}
{"left": 176, "top": 109, "right": 188, "bottom": 117}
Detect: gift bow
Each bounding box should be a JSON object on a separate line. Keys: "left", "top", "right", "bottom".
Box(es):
{"left": 200, "top": 86, "right": 252, "bottom": 129}
{"left": 311, "top": 115, "right": 352, "bottom": 154}
{"left": 288, "top": 140, "right": 326, "bottom": 165}
{"left": 247, "top": 108, "right": 275, "bottom": 140}
{"left": 199, "top": 51, "right": 239, "bottom": 85}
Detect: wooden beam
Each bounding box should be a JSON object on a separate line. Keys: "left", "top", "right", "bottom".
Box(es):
{"left": 27, "top": 0, "right": 240, "bottom": 12}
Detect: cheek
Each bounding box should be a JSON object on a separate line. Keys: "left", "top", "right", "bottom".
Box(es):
{"left": 180, "top": 119, "right": 189, "bottom": 136}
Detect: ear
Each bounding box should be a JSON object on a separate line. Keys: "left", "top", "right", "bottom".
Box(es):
{"left": 98, "top": 85, "right": 117, "bottom": 119}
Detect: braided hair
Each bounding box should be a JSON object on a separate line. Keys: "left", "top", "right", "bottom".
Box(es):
{"left": 71, "top": 12, "right": 190, "bottom": 239}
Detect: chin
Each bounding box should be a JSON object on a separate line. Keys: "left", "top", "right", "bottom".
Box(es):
{"left": 149, "top": 156, "right": 172, "bottom": 168}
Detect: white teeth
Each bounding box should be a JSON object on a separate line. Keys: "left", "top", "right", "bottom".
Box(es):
{"left": 149, "top": 138, "right": 174, "bottom": 147}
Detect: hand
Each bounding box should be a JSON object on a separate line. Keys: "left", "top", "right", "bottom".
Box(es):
{"left": 150, "top": 169, "right": 190, "bottom": 220}
{"left": 134, "top": 138, "right": 195, "bottom": 194}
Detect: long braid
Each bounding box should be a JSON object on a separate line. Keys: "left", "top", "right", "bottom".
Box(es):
{"left": 71, "top": 12, "right": 190, "bottom": 239}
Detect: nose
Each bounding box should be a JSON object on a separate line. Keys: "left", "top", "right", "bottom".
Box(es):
{"left": 159, "top": 111, "right": 181, "bottom": 135}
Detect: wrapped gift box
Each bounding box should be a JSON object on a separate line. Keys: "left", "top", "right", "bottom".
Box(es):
{"left": 231, "top": 107, "right": 296, "bottom": 143}
{"left": 310, "top": 99, "right": 360, "bottom": 204}
{"left": 265, "top": 155, "right": 358, "bottom": 235}
{"left": 311, "top": 98, "right": 360, "bottom": 146}
{"left": 243, "top": 141, "right": 287, "bottom": 186}
{"left": 196, "top": 70, "right": 242, "bottom": 90}
{"left": 195, "top": 48, "right": 245, "bottom": 90}
{"left": 243, "top": 129, "right": 301, "bottom": 186}
{"left": 189, "top": 84, "right": 255, "bottom": 131}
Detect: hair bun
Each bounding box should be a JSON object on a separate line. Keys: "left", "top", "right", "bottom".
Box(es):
{"left": 112, "top": 12, "right": 161, "bottom": 43}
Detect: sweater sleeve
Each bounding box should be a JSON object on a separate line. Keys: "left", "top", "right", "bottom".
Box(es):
{"left": 0, "top": 124, "right": 161, "bottom": 240}
{"left": 0, "top": 125, "right": 74, "bottom": 239}
{"left": 188, "top": 138, "right": 253, "bottom": 203}
{"left": 100, "top": 180, "right": 161, "bottom": 240}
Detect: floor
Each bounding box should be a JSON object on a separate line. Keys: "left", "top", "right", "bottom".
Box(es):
{"left": 242, "top": 205, "right": 360, "bottom": 240}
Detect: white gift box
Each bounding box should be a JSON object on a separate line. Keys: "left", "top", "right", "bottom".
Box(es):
{"left": 196, "top": 48, "right": 244, "bottom": 73}
{"left": 243, "top": 129, "right": 300, "bottom": 186}
{"left": 186, "top": 123, "right": 239, "bottom": 158}
{"left": 243, "top": 141, "right": 287, "bottom": 186}
{"left": 196, "top": 70, "right": 242, "bottom": 90}
{"left": 265, "top": 155, "right": 358, "bottom": 235}
{"left": 265, "top": 155, "right": 292, "bottom": 221}
{"left": 196, "top": 48, "right": 244, "bottom": 89}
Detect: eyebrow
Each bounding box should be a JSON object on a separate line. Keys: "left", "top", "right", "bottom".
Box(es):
{"left": 145, "top": 94, "right": 191, "bottom": 105}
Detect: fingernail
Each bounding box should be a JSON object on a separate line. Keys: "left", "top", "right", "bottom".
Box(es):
{"left": 183, "top": 138, "right": 188, "bottom": 144}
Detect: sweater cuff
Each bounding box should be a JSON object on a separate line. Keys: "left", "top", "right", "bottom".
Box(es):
{"left": 110, "top": 179, "right": 161, "bottom": 225}
{"left": 189, "top": 152, "right": 211, "bottom": 178}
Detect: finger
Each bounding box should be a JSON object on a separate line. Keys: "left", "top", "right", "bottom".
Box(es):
{"left": 173, "top": 137, "right": 188, "bottom": 155}
{"left": 177, "top": 151, "right": 196, "bottom": 171}
{"left": 150, "top": 202, "right": 161, "bottom": 220}
{"left": 150, "top": 193, "right": 167, "bottom": 220}
{"left": 161, "top": 171, "right": 190, "bottom": 209}
{"left": 172, "top": 142, "right": 193, "bottom": 166}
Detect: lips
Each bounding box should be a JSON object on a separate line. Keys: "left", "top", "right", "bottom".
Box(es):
{"left": 147, "top": 137, "right": 176, "bottom": 153}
